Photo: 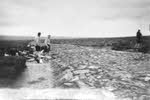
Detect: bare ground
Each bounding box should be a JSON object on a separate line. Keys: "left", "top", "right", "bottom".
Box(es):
{"left": 0, "top": 44, "right": 150, "bottom": 100}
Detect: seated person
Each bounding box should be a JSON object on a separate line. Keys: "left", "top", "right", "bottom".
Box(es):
{"left": 34, "top": 32, "right": 47, "bottom": 51}
{"left": 28, "top": 32, "right": 50, "bottom": 53}
{"left": 44, "top": 35, "right": 51, "bottom": 52}
{"left": 35, "top": 32, "right": 42, "bottom": 51}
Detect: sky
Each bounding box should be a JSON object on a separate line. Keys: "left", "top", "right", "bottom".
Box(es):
{"left": 0, "top": 0, "right": 150, "bottom": 37}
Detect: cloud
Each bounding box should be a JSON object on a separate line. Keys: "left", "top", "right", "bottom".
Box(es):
{"left": 93, "top": 8, "right": 150, "bottom": 21}
{"left": 0, "top": 0, "right": 150, "bottom": 37}
{"left": 109, "top": 0, "right": 150, "bottom": 8}
{"left": 2, "top": 0, "right": 150, "bottom": 22}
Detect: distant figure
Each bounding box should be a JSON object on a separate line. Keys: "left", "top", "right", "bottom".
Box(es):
{"left": 136, "top": 29, "right": 142, "bottom": 43}
{"left": 44, "top": 35, "right": 51, "bottom": 52}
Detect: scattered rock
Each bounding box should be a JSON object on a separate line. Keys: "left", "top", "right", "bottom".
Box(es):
{"left": 73, "top": 69, "right": 90, "bottom": 75}
{"left": 71, "top": 76, "right": 79, "bottom": 82}
{"left": 60, "top": 71, "right": 73, "bottom": 81}
{"left": 77, "top": 65, "right": 87, "bottom": 69}
{"left": 134, "top": 81, "right": 145, "bottom": 87}
{"left": 139, "top": 95, "right": 150, "bottom": 100}
{"left": 85, "top": 73, "right": 91, "bottom": 77}
{"left": 51, "top": 44, "right": 150, "bottom": 99}
{"left": 96, "top": 75, "right": 102, "bottom": 79}
{"left": 88, "top": 65, "right": 99, "bottom": 69}
{"left": 144, "top": 76, "right": 150, "bottom": 82}
{"left": 76, "top": 80, "right": 89, "bottom": 88}
{"left": 64, "top": 82, "right": 73, "bottom": 86}
{"left": 79, "top": 73, "right": 86, "bottom": 79}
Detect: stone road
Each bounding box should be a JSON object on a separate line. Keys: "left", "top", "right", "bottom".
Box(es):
{"left": 51, "top": 44, "right": 150, "bottom": 100}
{"left": 0, "top": 44, "right": 150, "bottom": 100}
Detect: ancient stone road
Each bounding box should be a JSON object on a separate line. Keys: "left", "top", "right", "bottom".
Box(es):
{"left": 51, "top": 44, "right": 150, "bottom": 100}
{"left": 0, "top": 44, "right": 150, "bottom": 100}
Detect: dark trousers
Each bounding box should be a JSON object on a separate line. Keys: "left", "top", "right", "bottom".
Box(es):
{"left": 136, "top": 37, "right": 142, "bottom": 43}
{"left": 43, "top": 45, "right": 51, "bottom": 52}
{"left": 35, "top": 45, "right": 41, "bottom": 51}
{"left": 35, "top": 45, "right": 50, "bottom": 52}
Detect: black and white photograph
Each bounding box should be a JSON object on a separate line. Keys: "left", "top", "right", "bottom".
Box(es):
{"left": 0, "top": 0, "right": 150, "bottom": 100}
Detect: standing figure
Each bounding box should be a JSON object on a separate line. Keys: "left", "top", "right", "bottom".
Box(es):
{"left": 136, "top": 29, "right": 142, "bottom": 43}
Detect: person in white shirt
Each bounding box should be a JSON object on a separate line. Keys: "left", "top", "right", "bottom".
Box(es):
{"left": 44, "top": 35, "right": 51, "bottom": 52}
{"left": 34, "top": 32, "right": 42, "bottom": 51}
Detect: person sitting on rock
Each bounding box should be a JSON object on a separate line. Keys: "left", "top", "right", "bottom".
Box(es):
{"left": 44, "top": 35, "right": 51, "bottom": 52}
{"left": 35, "top": 32, "right": 42, "bottom": 51}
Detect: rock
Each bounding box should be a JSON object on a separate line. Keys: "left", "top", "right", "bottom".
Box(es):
{"left": 62, "top": 69, "right": 72, "bottom": 75}
{"left": 39, "top": 59, "right": 43, "bottom": 63}
{"left": 98, "top": 69, "right": 103, "bottom": 72}
{"left": 68, "top": 66, "right": 74, "bottom": 71}
{"left": 73, "top": 69, "right": 90, "bottom": 75}
{"left": 121, "top": 74, "right": 132, "bottom": 81}
{"left": 88, "top": 76, "right": 96, "bottom": 83}
{"left": 134, "top": 81, "right": 145, "bottom": 87}
{"left": 139, "top": 95, "right": 150, "bottom": 100}
{"left": 88, "top": 65, "right": 98, "bottom": 69}
{"left": 96, "top": 75, "right": 102, "bottom": 79}
{"left": 76, "top": 80, "right": 89, "bottom": 88}
{"left": 64, "top": 82, "right": 73, "bottom": 86}
{"left": 60, "top": 71, "right": 73, "bottom": 81}
{"left": 105, "top": 86, "right": 116, "bottom": 91}
{"left": 77, "top": 65, "right": 87, "bottom": 69}
{"left": 112, "top": 71, "right": 132, "bottom": 81}
{"left": 87, "top": 81, "right": 95, "bottom": 87}
{"left": 144, "top": 76, "right": 150, "bottom": 81}
{"left": 85, "top": 73, "right": 91, "bottom": 77}
{"left": 27, "top": 58, "right": 35, "bottom": 62}
{"left": 90, "top": 70, "right": 99, "bottom": 74}
{"left": 102, "top": 79, "right": 109, "bottom": 82}
{"left": 79, "top": 73, "right": 86, "bottom": 79}
{"left": 71, "top": 76, "right": 79, "bottom": 82}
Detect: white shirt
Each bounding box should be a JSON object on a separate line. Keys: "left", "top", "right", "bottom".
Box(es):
{"left": 44, "top": 38, "right": 51, "bottom": 45}
{"left": 34, "top": 36, "right": 41, "bottom": 45}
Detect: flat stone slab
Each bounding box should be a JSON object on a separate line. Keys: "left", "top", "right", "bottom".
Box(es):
{"left": 73, "top": 69, "right": 90, "bottom": 75}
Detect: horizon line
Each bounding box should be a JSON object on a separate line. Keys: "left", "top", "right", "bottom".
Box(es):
{"left": 0, "top": 34, "right": 150, "bottom": 38}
